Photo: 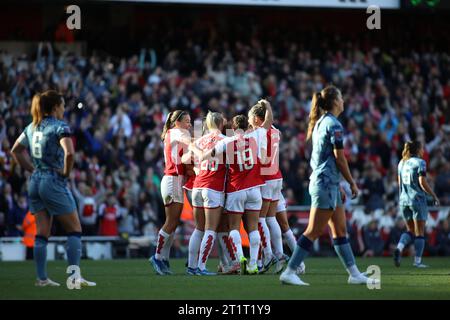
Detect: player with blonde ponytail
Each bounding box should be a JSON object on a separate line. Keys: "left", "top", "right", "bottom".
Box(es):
{"left": 280, "top": 85, "right": 378, "bottom": 286}
{"left": 185, "top": 111, "right": 231, "bottom": 275}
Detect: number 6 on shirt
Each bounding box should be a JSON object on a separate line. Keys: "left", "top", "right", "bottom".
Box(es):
{"left": 31, "top": 131, "right": 43, "bottom": 159}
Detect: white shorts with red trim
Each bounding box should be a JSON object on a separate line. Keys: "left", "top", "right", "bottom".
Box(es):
{"left": 161, "top": 175, "right": 185, "bottom": 206}
{"left": 261, "top": 179, "right": 283, "bottom": 202}
{"left": 192, "top": 188, "right": 225, "bottom": 209}
{"left": 276, "top": 192, "right": 287, "bottom": 213}
{"left": 225, "top": 187, "right": 262, "bottom": 214}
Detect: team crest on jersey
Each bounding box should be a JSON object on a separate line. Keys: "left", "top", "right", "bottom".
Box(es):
{"left": 199, "top": 134, "right": 219, "bottom": 150}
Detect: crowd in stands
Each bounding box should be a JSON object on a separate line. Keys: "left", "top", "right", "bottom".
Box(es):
{"left": 0, "top": 21, "right": 449, "bottom": 257}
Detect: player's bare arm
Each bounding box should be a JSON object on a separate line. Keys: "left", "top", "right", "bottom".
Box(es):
{"left": 334, "top": 148, "right": 358, "bottom": 199}
{"left": 11, "top": 140, "right": 34, "bottom": 172}
{"left": 60, "top": 137, "right": 75, "bottom": 178}
{"left": 419, "top": 176, "right": 440, "bottom": 205}
{"left": 259, "top": 99, "right": 273, "bottom": 130}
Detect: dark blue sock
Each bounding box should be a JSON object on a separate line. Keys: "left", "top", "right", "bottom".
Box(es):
{"left": 67, "top": 232, "right": 82, "bottom": 266}
{"left": 414, "top": 236, "right": 425, "bottom": 261}
{"left": 333, "top": 237, "right": 356, "bottom": 269}
{"left": 34, "top": 236, "right": 48, "bottom": 280}
{"left": 288, "top": 235, "right": 313, "bottom": 270}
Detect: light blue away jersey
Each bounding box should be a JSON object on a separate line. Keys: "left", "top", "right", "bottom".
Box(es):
{"left": 398, "top": 157, "right": 427, "bottom": 206}
{"left": 18, "top": 116, "right": 72, "bottom": 171}
{"left": 309, "top": 112, "right": 344, "bottom": 185}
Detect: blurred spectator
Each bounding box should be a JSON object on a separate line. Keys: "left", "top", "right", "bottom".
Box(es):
{"left": 98, "top": 194, "right": 122, "bottom": 236}
{"left": 361, "top": 165, "right": 385, "bottom": 212}
{"left": 7, "top": 194, "right": 28, "bottom": 237}
{"left": 140, "top": 202, "right": 159, "bottom": 238}
{"left": 362, "top": 219, "right": 385, "bottom": 257}
{"left": 435, "top": 218, "right": 450, "bottom": 256}
{"left": 435, "top": 162, "right": 450, "bottom": 206}
{"left": 378, "top": 205, "right": 396, "bottom": 235}
{"left": 118, "top": 198, "right": 140, "bottom": 236}
{"left": 71, "top": 180, "right": 106, "bottom": 236}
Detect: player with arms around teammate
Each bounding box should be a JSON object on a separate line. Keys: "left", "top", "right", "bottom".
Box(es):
{"left": 196, "top": 106, "right": 272, "bottom": 274}
{"left": 186, "top": 111, "right": 228, "bottom": 275}
{"left": 280, "top": 85, "right": 378, "bottom": 286}
{"left": 394, "top": 141, "right": 439, "bottom": 268}
{"left": 248, "top": 100, "right": 286, "bottom": 273}
{"left": 11, "top": 90, "right": 95, "bottom": 287}
{"left": 150, "top": 110, "right": 192, "bottom": 275}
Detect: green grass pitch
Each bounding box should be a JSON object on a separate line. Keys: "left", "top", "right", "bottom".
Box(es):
{"left": 1, "top": 257, "right": 449, "bottom": 300}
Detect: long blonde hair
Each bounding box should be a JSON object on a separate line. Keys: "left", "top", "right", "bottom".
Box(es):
{"left": 306, "top": 85, "right": 341, "bottom": 141}
{"left": 204, "top": 111, "right": 224, "bottom": 132}
{"left": 161, "top": 110, "right": 187, "bottom": 140}
{"left": 31, "top": 90, "right": 63, "bottom": 127}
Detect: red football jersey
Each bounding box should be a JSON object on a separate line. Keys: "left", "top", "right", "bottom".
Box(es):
{"left": 163, "top": 128, "right": 189, "bottom": 176}
{"left": 193, "top": 131, "right": 227, "bottom": 192}
{"left": 261, "top": 126, "right": 283, "bottom": 181}
{"left": 215, "top": 128, "right": 267, "bottom": 193}
{"left": 183, "top": 173, "right": 196, "bottom": 190}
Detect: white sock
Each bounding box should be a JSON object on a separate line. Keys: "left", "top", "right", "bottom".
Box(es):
{"left": 248, "top": 230, "right": 261, "bottom": 267}
{"left": 257, "top": 245, "right": 263, "bottom": 268}
{"left": 397, "top": 243, "right": 405, "bottom": 252}
{"left": 188, "top": 229, "right": 204, "bottom": 269}
{"left": 258, "top": 218, "right": 273, "bottom": 263}
{"left": 217, "top": 232, "right": 231, "bottom": 265}
{"left": 217, "top": 241, "right": 226, "bottom": 266}
{"left": 198, "top": 230, "right": 217, "bottom": 270}
{"left": 347, "top": 264, "right": 361, "bottom": 278}
{"left": 414, "top": 256, "right": 422, "bottom": 264}
{"left": 229, "top": 229, "right": 243, "bottom": 261}
{"left": 161, "top": 233, "right": 174, "bottom": 261}
{"left": 283, "top": 229, "right": 297, "bottom": 253}
{"left": 155, "top": 229, "right": 171, "bottom": 261}
{"left": 284, "top": 266, "right": 296, "bottom": 275}
{"left": 267, "top": 216, "right": 283, "bottom": 259}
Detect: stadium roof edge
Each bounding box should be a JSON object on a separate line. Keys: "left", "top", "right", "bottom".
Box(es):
{"left": 105, "top": 0, "right": 401, "bottom": 10}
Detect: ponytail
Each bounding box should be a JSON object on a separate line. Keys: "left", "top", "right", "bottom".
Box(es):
{"left": 161, "top": 110, "right": 187, "bottom": 140}
{"left": 205, "top": 111, "right": 224, "bottom": 132}
{"left": 232, "top": 115, "right": 248, "bottom": 131}
{"left": 402, "top": 141, "right": 421, "bottom": 161}
{"left": 161, "top": 111, "right": 174, "bottom": 141}
{"left": 30, "top": 90, "right": 63, "bottom": 128}
{"left": 249, "top": 101, "right": 266, "bottom": 120}
{"left": 306, "top": 85, "right": 341, "bottom": 141}
{"left": 31, "top": 93, "right": 42, "bottom": 128}
{"left": 306, "top": 92, "right": 324, "bottom": 141}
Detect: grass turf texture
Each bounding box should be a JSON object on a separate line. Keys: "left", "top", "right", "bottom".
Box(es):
{"left": 1, "top": 257, "right": 449, "bottom": 300}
